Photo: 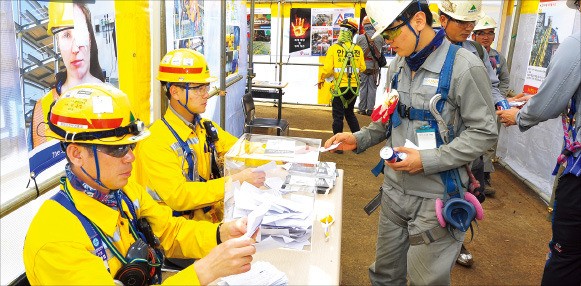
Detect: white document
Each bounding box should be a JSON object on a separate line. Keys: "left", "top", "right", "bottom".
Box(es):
{"left": 255, "top": 161, "right": 277, "bottom": 172}
{"left": 245, "top": 201, "right": 272, "bottom": 238}
{"left": 218, "top": 261, "right": 288, "bottom": 285}
{"left": 265, "top": 139, "right": 295, "bottom": 154}
{"left": 319, "top": 142, "right": 341, "bottom": 152}
{"left": 264, "top": 177, "right": 285, "bottom": 191}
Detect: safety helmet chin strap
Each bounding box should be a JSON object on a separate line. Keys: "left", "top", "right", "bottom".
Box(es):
{"left": 179, "top": 83, "right": 198, "bottom": 117}
{"left": 401, "top": 14, "right": 421, "bottom": 52}
{"left": 80, "top": 145, "right": 113, "bottom": 190}
{"left": 167, "top": 82, "right": 198, "bottom": 117}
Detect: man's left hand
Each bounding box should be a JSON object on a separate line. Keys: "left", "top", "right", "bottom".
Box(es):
{"left": 496, "top": 108, "right": 519, "bottom": 127}
{"left": 385, "top": 147, "right": 424, "bottom": 175}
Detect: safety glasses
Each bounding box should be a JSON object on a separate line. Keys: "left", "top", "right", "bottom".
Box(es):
{"left": 448, "top": 17, "right": 476, "bottom": 28}
{"left": 381, "top": 21, "right": 407, "bottom": 41}
{"left": 95, "top": 143, "right": 136, "bottom": 158}
{"left": 474, "top": 31, "right": 495, "bottom": 37}
{"left": 176, "top": 83, "right": 211, "bottom": 94}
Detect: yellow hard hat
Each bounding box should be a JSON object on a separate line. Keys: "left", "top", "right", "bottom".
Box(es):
{"left": 438, "top": 0, "right": 483, "bottom": 22}
{"left": 474, "top": 14, "right": 497, "bottom": 31}
{"left": 157, "top": 49, "right": 218, "bottom": 84}
{"left": 47, "top": 2, "right": 74, "bottom": 36}
{"left": 340, "top": 18, "right": 359, "bottom": 34}
{"left": 47, "top": 83, "right": 150, "bottom": 145}
{"left": 429, "top": 3, "right": 439, "bottom": 13}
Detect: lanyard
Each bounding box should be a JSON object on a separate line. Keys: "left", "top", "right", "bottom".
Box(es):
{"left": 60, "top": 180, "right": 142, "bottom": 265}
{"left": 162, "top": 117, "right": 196, "bottom": 181}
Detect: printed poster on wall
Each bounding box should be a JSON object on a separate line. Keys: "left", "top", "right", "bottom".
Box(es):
{"left": 226, "top": 0, "right": 241, "bottom": 77}
{"left": 247, "top": 8, "right": 271, "bottom": 56}
{"left": 20, "top": 1, "right": 119, "bottom": 180}
{"left": 173, "top": 0, "right": 205, "bottom": 53}
{"left": 523, "top": 0, "right": 576, "bottom": 94}
{"left": 289, "top": 8, "right": 312, "bottom": 56}
{"left": 290, "top": 8, "right": 354, "bottom": 56}
{"left": 289, "top": 8, "right": 355, "bottom": 56}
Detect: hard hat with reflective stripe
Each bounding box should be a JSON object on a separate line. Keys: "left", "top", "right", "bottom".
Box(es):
{"left": 474, "top": 15, "right": 497, "bottom": 31}
{"left": 438, "top": 0, "right": 483, "bottom": 22}
{"left": 157, "top": 49, "right": 218, "bottom": 84}
{"left": 47, "top": 2, "right": 74, "bottom": 36}
{"left": 47, "top": 83, "right": 150, "bottom": 145}
{"left": 365, "top": 0, "right": 414, "bottom": 40}
{"left": 340, "top": 17, "right": 359, "bottom": 34}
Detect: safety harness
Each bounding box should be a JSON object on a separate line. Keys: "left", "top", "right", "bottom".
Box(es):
{"left": 372, "top": 44, "right": 480, "bottom": 245}
{"left": 553, "top": 98, "right": 581, "bottom": 177}
{"left": 331, "top": 43, "right": 360, "bottom": 108}
{"left": 161, "top": 115, "right": 222, "bottom": 217}
{"left": 51, "top": 177, "right": 163, "bottom": 285}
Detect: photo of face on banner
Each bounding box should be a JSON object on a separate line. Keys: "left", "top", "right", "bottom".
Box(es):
{"left": 29, "top": 2, "right": 118, "bottom": 149}
{"left": 23, "top": 1, "right": 118, "bottom": 183}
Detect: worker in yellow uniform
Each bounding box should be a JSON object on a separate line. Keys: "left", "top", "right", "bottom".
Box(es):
{"left": 318, "top": 18, "right": 366, "bottom": 142}
{"left": 23, "top": 83, "right": 256, "bottom": 285}
{"left": 135, "top": 48, "right": 265, "bottom": 224}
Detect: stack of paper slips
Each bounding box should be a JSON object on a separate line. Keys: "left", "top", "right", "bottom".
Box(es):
{"left": 315, "top": 161, "right": 339, "bottom": 194}
{"left": 218, "top": 261, "right": 288, "bottom": 286}
{"left": 232, "top": 181, "right": 314, "bottom": 251}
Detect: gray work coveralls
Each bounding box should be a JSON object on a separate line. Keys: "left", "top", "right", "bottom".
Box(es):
{"left": 354, "top": 39, "right": 498, "bottom": 285}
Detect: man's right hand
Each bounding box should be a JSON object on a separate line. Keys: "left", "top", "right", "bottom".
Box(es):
{"left": 324, "top": 133, "right": 357, "bottom": 153}
{"left": 507, "top": 92, "right": 534, "bottom": 103}
{"left": 231, "top": 168, "right": 266, "bottom": 188}
{"left": 193, "top": 236, "right": 256, "bottom": 285}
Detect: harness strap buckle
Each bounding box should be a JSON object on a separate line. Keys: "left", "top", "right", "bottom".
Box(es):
{"left": 409, "top": 226, "right": 448, "bottom": 245}
{"left": 385, "top": 204, "right": 408, "bottom": 228}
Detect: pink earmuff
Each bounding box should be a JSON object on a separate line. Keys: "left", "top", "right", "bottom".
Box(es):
{"left": 464, "top": 192, "right": 484, "bottom": 220}
{"left": 435, "top": 198, "right": 446, "bottom": 227}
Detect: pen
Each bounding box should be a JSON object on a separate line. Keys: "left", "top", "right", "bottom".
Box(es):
{"left": 324, "top": 218, "right": 330, "bottom": 241}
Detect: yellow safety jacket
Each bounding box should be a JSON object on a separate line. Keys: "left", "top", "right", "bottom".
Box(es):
{"left": 320, "top": 42, "right": 366, "bottom": 89}
{"left": 23, "top": 177, "right": 219, "bottom": 285}
{"left": 134, "top": 107, "right": 238, "bottom": 222}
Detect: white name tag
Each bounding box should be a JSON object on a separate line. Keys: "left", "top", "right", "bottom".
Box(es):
{"left": 422, "top": 78, "right": 439, "bottom": 87}
{"left": 416, "top": 128, "right": 437, "bottom": 150}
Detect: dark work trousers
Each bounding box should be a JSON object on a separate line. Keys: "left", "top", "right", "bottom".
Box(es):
{"left": 541, "top": 174, "right": 581, "bottom": 286}
{"left": 332, "top": 87, "right": 360, "bottom": 134}
{"left": 470, "top": 156, "right": 486, "bottom": 203}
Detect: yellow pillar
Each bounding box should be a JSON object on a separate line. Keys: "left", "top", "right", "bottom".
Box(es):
{"left": 115, "top": 1, "right": 151, "bottom": 125}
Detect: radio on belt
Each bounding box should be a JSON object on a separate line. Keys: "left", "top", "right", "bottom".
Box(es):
{"left": 380, "top": 146, "right": 407, "bottom": 163}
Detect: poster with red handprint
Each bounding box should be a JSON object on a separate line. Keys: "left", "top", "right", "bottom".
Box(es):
{"left": 289, "top": 8, "right": 312, "bottom": 55}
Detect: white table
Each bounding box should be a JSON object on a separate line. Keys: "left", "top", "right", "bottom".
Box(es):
{"left": 252, "top": 169, "right": 344, "bottom": 285}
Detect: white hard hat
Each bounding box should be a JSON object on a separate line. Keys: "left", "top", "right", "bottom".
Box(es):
{"left": 366, "top": 0, "right": 414, "bottom": 40}
{"left": 438, "top": 0, "right": 483, "bottom": 22}
{"left": 566, "top": 0, "right": 579, "bottom": 9}
{"left": 474, "top": 15, "right": 497, "bottom": 31}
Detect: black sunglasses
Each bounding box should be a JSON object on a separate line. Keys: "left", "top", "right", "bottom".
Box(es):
{"left": 94, "top": 143, "right": 136, "bottom": 158}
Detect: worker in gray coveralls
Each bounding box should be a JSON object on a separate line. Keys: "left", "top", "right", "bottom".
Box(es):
{"left": 324, "top": 0, "right": 497, "bottom": 284}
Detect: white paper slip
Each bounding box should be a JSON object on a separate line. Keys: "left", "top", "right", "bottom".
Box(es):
{"left": 218, "top": 261, "right": 288, "bottom": 285}
{"left": 319, "top": 142, "right": 342, "bottom": 152}
{"left": 245, "top": 201, "right": 272, "bottom": 237}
